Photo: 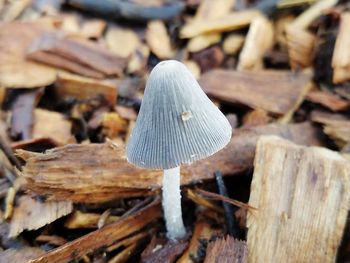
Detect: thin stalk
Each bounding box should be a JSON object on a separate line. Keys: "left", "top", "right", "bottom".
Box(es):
{"left": 162, "top": 166, "right": 186, "bottom": 240}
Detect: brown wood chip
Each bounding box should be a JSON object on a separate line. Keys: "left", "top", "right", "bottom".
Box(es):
{"left": 199, "top": 69, "right": 311, "bottom": 115}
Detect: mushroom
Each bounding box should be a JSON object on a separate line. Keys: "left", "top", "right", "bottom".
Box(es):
{"left": 126, "top": 60, "right": 232, "bottom": 240}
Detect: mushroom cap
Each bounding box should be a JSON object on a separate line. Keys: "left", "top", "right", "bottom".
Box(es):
{"left": 126, "top": 60, "right": 232, "bottom": 169}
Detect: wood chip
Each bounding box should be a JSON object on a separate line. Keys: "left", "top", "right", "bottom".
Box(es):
{"left": 180, "top": 10, "right": 260, "bottom": 38}
{"left": 247, "top": 136, "right": 350, "bottom": 263}
{"left": 332, "top": 12, "right": 350, "bottom": 84}
{"left": 56, "top": 72, "right": 117, "bottom": 106}
{"left": 238, "top": 15, "right": 274, "bottom": 70}
{"left": 0, "top": 22, "right": 56, "bottom": 88}
{"left": 311, "top": 110, "right": 350, "bottom": 148}
{"left": 27, "top": 32, "right": 127, "bottom": 78}
{"left": 102, "top": 112, "right": 128, "bottom": 138}
{"left": 64, "top": 211, "right": 119, "bottom": 229}
{"left": 0, "top": 0, "right": 31, "bottom": 22}
{"left": 28, "top": 199, "right": 161, "bottom": 263}
{"left": 141, "top": 239, "right": 189, "bottom": 263}
{"left": 204, "top": 236, "right": 247, "bottom": 263}
{"left": 127, "top": 43, "right": 150, "bottom": 74}
{"left": 306, "top": 90, "right": 350, "bottom": 111}
{"left": 222, "top": 34, "right": 245, "bottom": 55}
{"left": 192, "top": 46, "right": 224, "bottom": 72}
{"left": 80, "top": 19, "right": 106, "bottom": 39}
{"left": 289, "top": 0, "right": 338, "bottom": 29}
{"left": 193, "top": 0, "right": 235, "bottom": 21}
{"left": 35, "top": 235, "right": 67, "bottom": 246}
{"left": 285, "top": 26, "right": 316, "bottom": 69}
{"left": 115, "top": 106, "right": 137, "bottom": 121}
{"left": 0, "top": 247, "right": 44, "bottom": 263}
{"left": 183, "top": 60, "right": 201, "bottom": 79}
{"left": 146, "top": 20, "right": 174, "bottom": 59}
{"left": 187, "top": 34, "right": 221, "bottom": 53}
{"left": 242, "top": 109, "right": 271, "bottom": 127}
{"left": 105, "top": 26, "right": 140, "bottom": 58}
{"left": 199, "top": 70, "right": 311, "bottom": 115}
{"left": 32, "top": 109, "right": 73, "bottom": 145}
{"left": 9, "top": 195, "right": 73, "bottom": 238}
{"left": 178, "top": 221, "right": 218, "bottom": 263}
{"left": 10, "top": 88, "right": 44, "bottom": 140}
{"left": 18, "top": 122, "right": 322, "bottom": 202}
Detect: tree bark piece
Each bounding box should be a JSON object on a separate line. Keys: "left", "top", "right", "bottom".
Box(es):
{"left": 9, "top": 195, "right": 73, "bottom": 238}
{"left": 247, "top": 136, "right": 350, "bottom": 263}
{"left": 18, "top": 122, "right": 322, "bottom": 203}
{"left": 199, "top": 69, "right": 311, "bottom": 115}
{"left": 204, "top": 236, "right": 247, "bottom": 263}
{"left": 28, "top": 199, "right": 161, "bottom": 263}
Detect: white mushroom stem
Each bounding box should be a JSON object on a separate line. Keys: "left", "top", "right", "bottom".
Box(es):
{"left": 162, "top": 166, "right": 186, "bottom": 240}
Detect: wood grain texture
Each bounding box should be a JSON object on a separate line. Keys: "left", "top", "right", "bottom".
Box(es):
{"left": 9, "top": 195, "right": 72, "bottom": 238}
{"left": 18, "top": 122, "right": 322, "bottom": 203}
{"left": 199, "top": 69, "right": 311, "bottom": 115}
{"left": 247, "top": 136, "right": 350, "bottom": 263}
{"left": 28, "top": 199, "right": 161, "bottom": 263}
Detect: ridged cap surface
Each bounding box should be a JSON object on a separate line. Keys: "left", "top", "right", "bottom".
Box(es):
{"left": 126, "top": 60, "right": 232, "bottom": 169}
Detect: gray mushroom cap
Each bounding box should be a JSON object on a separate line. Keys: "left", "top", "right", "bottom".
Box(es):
{"left": 126, "top": 60, "right": 232, "bottom": 169}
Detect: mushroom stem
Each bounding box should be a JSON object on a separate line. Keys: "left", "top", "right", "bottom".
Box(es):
{"left": 162, "top": 166, "right": 186, "bottom": 240}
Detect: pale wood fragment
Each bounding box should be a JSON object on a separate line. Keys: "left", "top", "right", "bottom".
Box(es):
{"left": 56, "top": 72, "right": 117, "bottom": 106}
{"left": 127, "top": 43, "right": 150, "bottom": 74}
{"left": 180, "top": 10, "right": 260, "bottom": 39}
{"left": 64, "top": 211, "right": 119, "bottom": 229}
{"left": 146, "top": 20, "right": 174, "bottom": 59}
{"left": 32, "top": 109, "right": 74, "bottom": 145}
{"left": 204, "top": 236, "right": 247, "bottom": 263}
{"left": 18, "top": 122, "right": 322, "bottom": 203}
{"left": 9, "top": 195, "right": 73, "bottom": 238}
{"left": 183, "top": 60, "right": 201, "bottom": 79}
{"left": 223, "top": 34, "right": 245, "bottom": 55}
{"left": 290, "top": 0, "right": 338, "bottom": 29}
{"left": 105, "top": 26, "right": 140, "bottom": 58}
{"left": 332, "top": 12, "right": 350, "bottom": 83}
{"left": 238, "top": 15, "right": 274, "bottom": 70}
{"left": 186, "top": 0, "right": 234, "bottom": 52}
{"left": 187, "top": 34, "right": 221, "bottom": 53}
{"left": 0, "top": 0, "right": 31, "bottom": 22}
{"left": 199, "top": 69, "right": 311, "bottom": 115}
{"left": 247, "top": 136, "right": 350, "bottom": 263}
{"left": 193, "top": 0, "right": 234, "bottom": 21}
{"left": 285, "top": 26, "right": 316, "bottom": 69}
{"left": 80, "top": 19, "right": 106, "bottom": 39}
